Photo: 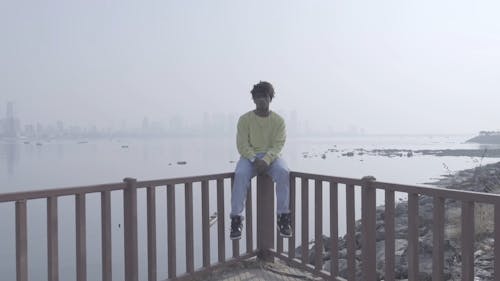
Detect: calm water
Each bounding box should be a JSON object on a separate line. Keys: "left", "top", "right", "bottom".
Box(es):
{"left": 1, "top": 135, "right": 499, "bottom": 281}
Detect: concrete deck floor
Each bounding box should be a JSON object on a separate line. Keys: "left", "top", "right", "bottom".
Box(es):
{"left": 202, "top": 258, "right": 323, "bottom": 281}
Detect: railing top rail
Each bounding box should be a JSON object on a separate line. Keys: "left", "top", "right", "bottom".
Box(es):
{"left": 0, "top": 172, "right": 236, "bottom": 203}
{"left": 290, "top": 171, "right": 364, "bottom": 186}
{"left": 290, "top": 171, "right": 500, "bottom": 204}
{"left": 374, "top": 181, "right": 500, "bottom": 204}
{"left": 3, "top": 171, "right": 499, "bottom": 204}
{"left": 136, "top": 172, "right": 234, "bottom": 187}
{"left": 0, "top": 182, "right": 126, "bottom": 203}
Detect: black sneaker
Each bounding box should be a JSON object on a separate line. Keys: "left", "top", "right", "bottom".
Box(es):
{"left": 277, "top": 213, "right": 293, "bottom": 238}
{"left": 230, "top": 216, "right": 243, "bottom": 240}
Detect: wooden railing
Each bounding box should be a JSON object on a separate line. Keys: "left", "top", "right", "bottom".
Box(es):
{"left": 0, "top": 173, "right": 253, "bottom": 281}
{"left": 279, "top": 172, "right": 500, "bottom": 281}
{"left": 1, "top": 171, "right": 500, "bottom": 281}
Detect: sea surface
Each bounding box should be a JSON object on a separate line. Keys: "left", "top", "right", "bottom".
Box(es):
{"left": 1, "top": 135, "right": 499, "bottom": 281}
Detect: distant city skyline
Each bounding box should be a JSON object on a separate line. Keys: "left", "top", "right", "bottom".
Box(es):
{"left": 1, "top": 101, "right": 372, "bottom": 139}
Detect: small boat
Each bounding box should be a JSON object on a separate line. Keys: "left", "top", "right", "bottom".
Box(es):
{"left": 36, "top": 142, "right": 43, "bottom": 146}
{"left": 121, "top": 145, "right": 129, "bottom": 148}
{"left": 177, "top": 161, "right": 187, "bottom": 165}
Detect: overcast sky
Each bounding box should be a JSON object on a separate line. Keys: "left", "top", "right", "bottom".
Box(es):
{"left": 1, "top": 0, "right": 499, "bottom": 134}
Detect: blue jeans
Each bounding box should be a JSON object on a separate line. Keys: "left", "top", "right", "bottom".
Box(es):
{"left": 230, "top": 153, "right": 290, "bottom": 217}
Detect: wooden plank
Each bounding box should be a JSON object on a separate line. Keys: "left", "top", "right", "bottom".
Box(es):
{"left": 292, "top": 171, "right": 500, "bottom": 205}
{"left": 47, "top": 196, "right": 59, "bottom": 281}
{"left": 15, "top": 200, "right": 28, "bottom": 281}
{"left": 184, "top": 182, "right": 194, "bottom": 273}
{"left": 137, "top": 172, "right": 234, "bottom": 189}
{"left": 289, "top": 176, "right": 296, "bottom": 260}
{"left": 147, "top": 187, "right": 157, "bottom": 281}
{"left": 231, "top": 176, "right": 240, "bottom": 258}
{"left": 256, "top": 175, "right": 275, "bottom": 262}
{"left": 167, "top": 184, "right": 176, "bottom": 278}
{"left": 276, "top": 173, "right": 284, "bottom": 255}
{"left": 385, "top": 190, "right": 395, "bottom": 281}
{"left": 314, "top": 179, "right": 323, "bottom": 271}
{"left": 290, "top": 172, "right": 363, "bottom": 186}
{"left": 76, "top": 193, "right": 87, "bottom": 281}
{"left": 461, "top": 201, "right": 474, "bottom": 281}
{"left": 123, "top": 178, "right": 138, "bottom": 281}
{"left": 330, "top": 181, "right": 339, "bottom": 277}
{"left": 346, "top": 184, "right": 355, "bottom": 281}
{"left": 432, "top": 197, "right": 444, "bottom": 281}
{"left": 101, "top": 191, "right": 112, "bottom": 281}
{"left": 277, "top": 229, "right": 283, "bottom": 254}
{"left": 245, "top": 178, "right": 253, "bottom": 254}
{"left": 216, "top": 178, "right": 226, "bottom": 263}
{"left": 0, "top": 183, "right": 126, "bottom": 203}
{"left": 202, "top": 180, "right": 211, "bottom": 267}
{"left": 407, "top": 193, "right": 419, "bottom": 281}
{"left": 495, "top": 202, "right": 500, "bottom": 280}
{"left": 373, "top": 181, "right": 500, "bottom": 204}
{"left": 361, "top": 183, "right": 376, "bottom": 281}
{"left": 301, "top": 178, "right": 310, "bottom": 265}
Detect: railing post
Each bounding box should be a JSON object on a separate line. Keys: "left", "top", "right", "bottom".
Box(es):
{"left": 361, "top": 177, "right": 377, "bottom": 281}
{"left": 256, "top": 174, "right": 275, "bottom": 262}
{"left": 16, "top": 200, "right": 28, "bottom": 281}
{"left": 123, "top": 178, "right": 138, "bottom": 281}
{"left": 47, "top": 196, "right": 59, "bottom": 281}
{"left": 408, "top": 193, "right": 419, "bottom": 281}
{"left": 101, "top": 191, "right": 112, "bottom": 281}
{"left": 495, "top": 201, "right": 500, "bottom": 280}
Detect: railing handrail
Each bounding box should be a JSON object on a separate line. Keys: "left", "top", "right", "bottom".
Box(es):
{"left": 291, "top": 171, "right": 500, "bottom": 203}
{"left": 0, "top": 172, "right": 235, "bottom": 203}
{"left": 136, "top": 172, "right": 234, "bottom": 187}
{"left": 0, "top": 182, "right": 126, "bottom": 203}
{"left": 3, "top": 170, "right": 499, "bottom": 204}
{"left": 373, "top": 180, "right": 500, "bottom": 203}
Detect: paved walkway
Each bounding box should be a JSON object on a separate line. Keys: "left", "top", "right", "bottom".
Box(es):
{"left": 203, "top": 258, "right": 323, "bottom": 281}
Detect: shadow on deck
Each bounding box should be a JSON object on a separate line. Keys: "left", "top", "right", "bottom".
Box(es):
{"left": 202, "top": 258, "right": 322, "bottom": 281}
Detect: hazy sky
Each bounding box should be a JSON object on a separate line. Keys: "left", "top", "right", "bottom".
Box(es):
{"left": 1, "top": 0, "right": 499, "bottom": 134}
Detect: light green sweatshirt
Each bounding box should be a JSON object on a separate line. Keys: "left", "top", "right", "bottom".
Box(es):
{"left": 236, "top": 111, "right": 286, "bottom": 165}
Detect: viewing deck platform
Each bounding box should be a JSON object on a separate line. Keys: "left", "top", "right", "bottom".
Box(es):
{"left": 1, "top": 171, "right": 500, "bottom": 281}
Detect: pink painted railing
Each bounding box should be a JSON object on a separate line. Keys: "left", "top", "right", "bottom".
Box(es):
{"left": 1, "top": 171, "right": 500, "bottom": 281}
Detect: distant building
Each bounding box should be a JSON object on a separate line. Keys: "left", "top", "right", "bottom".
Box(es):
{"left": 4, "top": 102, "right": 20, "bottom": 138}
{"left": 24, "top": 124, "right": 36, "bottom": 138}
{"left": 142, "top": 117, "right": 149, "bottom": 131}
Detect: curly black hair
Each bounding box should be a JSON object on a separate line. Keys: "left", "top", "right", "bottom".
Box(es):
{"left": 251, "top": 81, "right": 275, "bottom": 100}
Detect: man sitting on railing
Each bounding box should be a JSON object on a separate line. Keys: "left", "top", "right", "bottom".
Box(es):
{"left": 230, "top": 81, "right": 292, "bottom": 240}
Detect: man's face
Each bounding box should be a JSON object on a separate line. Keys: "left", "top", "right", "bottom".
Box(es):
{"left": 253, "top": 94, "right": 271, "bottom": 110}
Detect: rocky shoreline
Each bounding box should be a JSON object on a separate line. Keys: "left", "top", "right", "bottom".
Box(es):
{"left": 296, "top": 161, "right": 500, "bottom": 280}
{"left": 303, "top": 148, "right": 500, "bottom": 159}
